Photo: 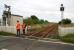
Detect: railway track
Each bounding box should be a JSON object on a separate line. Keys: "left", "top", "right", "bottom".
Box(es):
{"left": 43, "top": 24, "right": 58, "bottom": 38}
{"left": 27, "top": 24, "right": 58, "bottom": 38}
{"left": 25, "top": 24, "right": 58, "bottom": 50}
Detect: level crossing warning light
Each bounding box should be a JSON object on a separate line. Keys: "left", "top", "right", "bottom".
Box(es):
{"left": 60, "top": 4, "right": 64, "bottom": 11}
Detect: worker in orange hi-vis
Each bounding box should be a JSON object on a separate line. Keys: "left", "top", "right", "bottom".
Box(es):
{"left": 16, "top": 20, "right": 21, "bottom": 37}
{"left": 22, "top": 22, "right": 26, "bottom": 35}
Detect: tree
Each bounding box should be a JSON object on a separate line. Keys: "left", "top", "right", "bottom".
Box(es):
{"left": 23, "top": 15, "right": 49, "bottom": 25}
{"left": 65, "top": 18, "right": 71, "bottom": 24}
{"left": 39, "top": 19, "right": 45, "bottom": 24}
{"left": 44, "top": 20, "right": 49, "bottom": 23}
{"left": 31, "top": 15, "right": 39, "bottom": 20}
{"left": 58, "top": 18, "right": 71, "bottom": 24}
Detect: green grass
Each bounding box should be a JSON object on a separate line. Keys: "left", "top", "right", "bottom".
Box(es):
{"left": 0, "top": 31, "right": 15, "bottom": 36}
{"left": 29, "top": 24, "right": 49, "bottom": 32}
{"left": 49, "top": 34, "right": 74, "bottom": 44}
{"left": 49, "top": 35, "right": 61, "bottom": 39}
{"left": 60, "top": 34, "right": 74, "bottom": 44}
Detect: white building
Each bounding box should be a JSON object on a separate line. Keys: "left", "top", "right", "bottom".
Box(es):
{"left": 2, "top": 4, "right": 23, "bottom": 26}
{"left": 9, "top": 14, "right": 23, "bottom": 26}
{"left": 0, "top": 4, "right": 23, "bottom": 34}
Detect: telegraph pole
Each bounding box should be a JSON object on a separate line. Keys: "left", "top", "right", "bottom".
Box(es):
{"left": 60, "top": 4, "right": 64, "bottom": 26}
{"left": 2, "top": 4, "right": 11, "bottom": 26}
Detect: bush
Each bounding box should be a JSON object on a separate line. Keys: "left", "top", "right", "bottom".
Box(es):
{"left": 31, "top": 15, "right": 39, "bottom": 20}
{"left": 59, "top": 18, "right": 71, "bottom": 24}
{"left": 23, "top": 15, "right": 49, "bottom": 25}
{"left": 60, "top": 34, "right": 74, "bottom": 43}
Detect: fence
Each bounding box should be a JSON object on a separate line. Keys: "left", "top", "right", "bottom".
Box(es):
{"left": 0, "top": 26, "right": 30, "bottom": 34}
{"left": 0, "top": 26, "right": 74, "bottom": 36}
{"left": 0, "top": 26, "right": 17, "bottom": 34}
{"left": 58, "top": 26, "right": 74, "bottom": 36}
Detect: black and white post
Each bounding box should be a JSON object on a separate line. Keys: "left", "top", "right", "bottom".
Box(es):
{"left": 60, "top": 4, "right": 64, "bottom": 26}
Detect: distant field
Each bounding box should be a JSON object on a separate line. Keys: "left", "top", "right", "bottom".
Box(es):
{"left": 31, "top": 23, "right": 49, "bottom": 29}
{"left": 28, "top": 23, "right": 49, "bottom": 33}
{"left": 28, "top": 23, "right": 58, "bottom": 34}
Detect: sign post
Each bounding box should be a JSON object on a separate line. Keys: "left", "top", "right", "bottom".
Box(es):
{"left": 60, "top": 4, "right": 64, "bottom": 26}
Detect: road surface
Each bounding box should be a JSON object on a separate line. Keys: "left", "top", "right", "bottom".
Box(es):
{"left": 0, "top": 36, "right": 74, "bottom": 50}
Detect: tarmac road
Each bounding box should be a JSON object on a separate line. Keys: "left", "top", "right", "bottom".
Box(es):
{"left": 0, "top": 36, "right": 74, "bottom": 50}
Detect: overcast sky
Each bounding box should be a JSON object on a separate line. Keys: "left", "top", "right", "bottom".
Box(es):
{"left": 0, "top": 0, "right": 74, "bottom": 22}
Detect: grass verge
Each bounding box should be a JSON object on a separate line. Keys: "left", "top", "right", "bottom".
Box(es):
{"left": 49, "top": 34, "right": 74, "bottom": 44}
{"left": 0, "top": 31, "right": 15, "bottom": 36}
{"left": 60, "top": 34, "right": 74, "bottom": 44}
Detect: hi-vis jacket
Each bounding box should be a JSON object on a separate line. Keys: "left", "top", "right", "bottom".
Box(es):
{"left": 22, "top": 24, "right": 26, "bottom": 29}
{"left": 16, "top": 23, "right": 21, "bottom": 30}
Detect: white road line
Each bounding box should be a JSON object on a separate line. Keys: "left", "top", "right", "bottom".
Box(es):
{"left": 25, "top": 37, "right": 74, "bottom": 46}
{"left": 38, "top": 40, "right": 74, "bottom": 46}
{"left": 1, "top": 49, "right": 8, "bottom": 50}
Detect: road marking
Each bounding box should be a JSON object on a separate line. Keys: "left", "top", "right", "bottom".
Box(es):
{"left": 38, "top": 40, "right": 74, "bottom": 46}
{"left": 24, "top": 37, "right": 74, "bottom": 46}
{"left": 1, "top": 49, "right": 8, "bottom": 50}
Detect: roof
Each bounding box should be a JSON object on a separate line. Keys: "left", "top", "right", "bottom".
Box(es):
{"left": 11, "top": 14, "right": 23, "bottom": 17}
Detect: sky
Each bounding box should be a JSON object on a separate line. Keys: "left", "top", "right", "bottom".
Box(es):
{"left": 0, "top": 0, "right": 74, "bottom": 23}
